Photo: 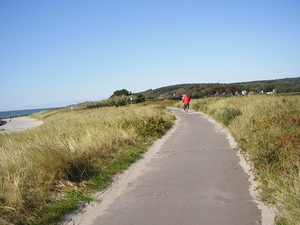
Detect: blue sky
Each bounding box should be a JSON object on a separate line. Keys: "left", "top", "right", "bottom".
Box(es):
{"left": 1, "top": 1, "right": 299, "bottom": 111}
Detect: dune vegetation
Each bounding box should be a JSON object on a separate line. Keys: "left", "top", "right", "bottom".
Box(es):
{"left": 1, "top": 95, "right": 299, "bottom": 224}
{"left": 178, "top": 95, "right": 299, "bottom": 225}
{"left": 0, "top": 102, "right": 175, "bottom": 224}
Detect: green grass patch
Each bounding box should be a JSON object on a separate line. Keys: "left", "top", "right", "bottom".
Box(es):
{"left": 29, "top": 191, "right": 93, "bottom": 225}
{"left": 276, "top": 92, "right": 300, "bottom": 96}
{"left": 213, "top": 106, "right": 242, "bottom": 126}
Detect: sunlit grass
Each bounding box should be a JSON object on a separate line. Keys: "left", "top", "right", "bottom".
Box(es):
{"left": 0, "top": 103, "right": 174, "bottom": 224}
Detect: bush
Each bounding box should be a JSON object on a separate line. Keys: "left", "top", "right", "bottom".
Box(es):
{"left": 191, "top": 99, "right": 210, "bottom": 112}
{"left": 213, "top": 106, "right": 242, "bottom": 126}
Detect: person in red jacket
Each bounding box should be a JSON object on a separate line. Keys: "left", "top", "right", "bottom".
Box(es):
{"left": 182, "top": 94, "right": 191, "bottom": 113}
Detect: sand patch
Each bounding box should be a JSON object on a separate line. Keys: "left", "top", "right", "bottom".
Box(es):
{"left": 0, "top": 116, "right": 43, "bottom": 133}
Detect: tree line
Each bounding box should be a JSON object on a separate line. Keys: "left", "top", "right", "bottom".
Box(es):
{"left": 140, "top": 77, "right": 300, "bottom": 100}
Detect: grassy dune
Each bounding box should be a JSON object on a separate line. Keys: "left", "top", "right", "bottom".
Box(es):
{"left": 0, "top": 103, "right": 174, "bottom": 224}
{"left": 1, "top": 96, "right": 298, "bottom": 224}
{"left": 184, "top": 95, "right": 300, "bottom": 225}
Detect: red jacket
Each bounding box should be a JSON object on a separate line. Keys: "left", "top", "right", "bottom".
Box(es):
{"left": 182, "top": 96, "right": 191, "bottom": 104}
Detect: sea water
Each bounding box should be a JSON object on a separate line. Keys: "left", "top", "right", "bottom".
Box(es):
{"left": 0, "top": 108, "right": 56, "bottom": 118}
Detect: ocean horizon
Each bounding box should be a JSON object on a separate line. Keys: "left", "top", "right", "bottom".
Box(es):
{"left": 0, "top": 107, "right": 57, "bottom": 118}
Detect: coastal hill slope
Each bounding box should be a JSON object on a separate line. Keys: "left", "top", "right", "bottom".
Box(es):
{"left": 139, "top": 77, "right": 300, "bottom": 100}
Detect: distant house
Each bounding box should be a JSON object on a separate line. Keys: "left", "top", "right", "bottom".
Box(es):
{"left": 242, "top": 90, "right": 248, "bottom": 95}
{"left": 267, "top": 89, "right": 277, "bottom": 94}
{"left": 248, "top": 91, "right": 255, "bottom": 95}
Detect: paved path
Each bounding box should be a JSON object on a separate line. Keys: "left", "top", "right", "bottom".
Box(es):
{"left": 63, "top": 108, "right": 263, "bottom": 225}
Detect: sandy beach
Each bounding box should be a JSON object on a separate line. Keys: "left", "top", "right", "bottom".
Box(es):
{"left": 0, "top": 116, "right": 43, "bottom": 133}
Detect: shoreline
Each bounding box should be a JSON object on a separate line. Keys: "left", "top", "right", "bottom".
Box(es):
{"left": 0, "top": 116, "right": 43, "bottom": 133}
{"left": 0, "top": 114, "right": 31, "bottom": 120}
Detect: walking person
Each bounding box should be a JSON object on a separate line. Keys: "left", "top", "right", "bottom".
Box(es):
{"left": 182, "top": 94, "right": 191, "bottom": 113}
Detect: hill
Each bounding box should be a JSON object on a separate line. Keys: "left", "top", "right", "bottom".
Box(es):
{"left": 139, "top": 77, "right": 300, "bottom": 100}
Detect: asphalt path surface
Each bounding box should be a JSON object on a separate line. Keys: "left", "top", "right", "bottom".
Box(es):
{"left": 63, "top": 107, "right": 264, "bottom": 225}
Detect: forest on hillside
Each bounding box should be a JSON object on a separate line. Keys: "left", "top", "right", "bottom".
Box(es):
{"left": 140, "top": 77, "right": 300, "bottom": 100}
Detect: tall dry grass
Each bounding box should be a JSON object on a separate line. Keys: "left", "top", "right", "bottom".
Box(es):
{"left": 188, "top": 95, "right": 300, "bottom": 225}
{"left": 0, "top": 104, "right": 174, "bottom": 224}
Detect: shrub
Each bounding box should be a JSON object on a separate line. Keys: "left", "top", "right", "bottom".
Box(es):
{"left": 213, "top": 106, "right": 242, "bottom": 126}
{"left": 191, "top": 99, "right": 209, "bottom": 112}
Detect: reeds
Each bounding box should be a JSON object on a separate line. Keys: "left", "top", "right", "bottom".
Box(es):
{"left": 0, "top": 104, "right": 174, "bottom": 224}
